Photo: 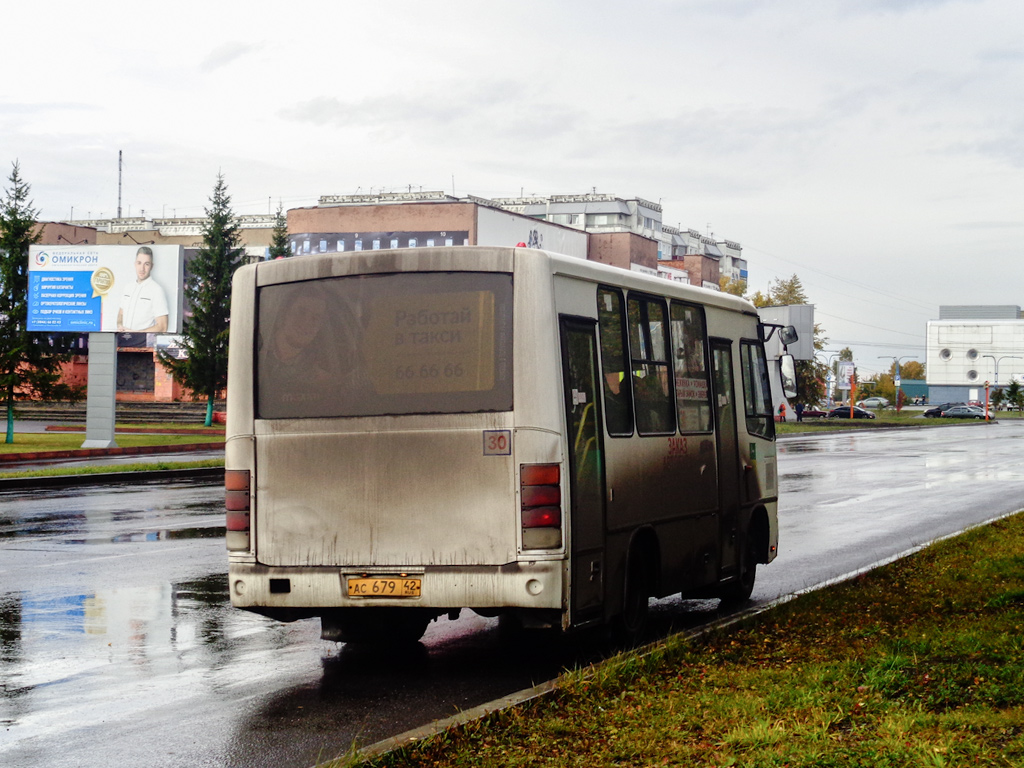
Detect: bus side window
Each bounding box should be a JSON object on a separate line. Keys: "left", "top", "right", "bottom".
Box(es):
{"left": 670, "top": 302, "right": 713, "bottom": 432}
{"left": 627, "top": 294, "right": 675, "bottom": 435}
{"left": 740, "top": 340, "right": 775, "bottom": 439}
{"left": 597, "top": 287, "right": 633, "bottom": 436}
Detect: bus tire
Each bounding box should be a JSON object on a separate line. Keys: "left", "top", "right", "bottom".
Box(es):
{"left": 611, "top": 550, "right": 651, "bottom": 646}
{"left": 321, "top": 608, "right": 432, "bottom": 646}
{"left": 719, "top": 534, "right": 757, "bottom": 606}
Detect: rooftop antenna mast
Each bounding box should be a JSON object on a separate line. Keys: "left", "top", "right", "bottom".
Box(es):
{"left": 117, "top": 150, "right": 123, "bottom": 219}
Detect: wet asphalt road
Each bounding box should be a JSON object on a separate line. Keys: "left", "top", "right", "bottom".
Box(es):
{"left": 3, "top": 422, "right": 1024, "bottom": 767}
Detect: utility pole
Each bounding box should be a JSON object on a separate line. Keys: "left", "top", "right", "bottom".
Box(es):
{"left": 117, "top": 150, "right": 123, "bottom": 219}
{"left": 982, "top": 355, "right": 1022, "bottom": 421}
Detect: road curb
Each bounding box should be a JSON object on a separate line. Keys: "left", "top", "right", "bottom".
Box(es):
{"left": 0, "top": 466, "right": 225, "bottom": 490}
{"left": 44, "top": 425, "right": 226, "bottom": 436}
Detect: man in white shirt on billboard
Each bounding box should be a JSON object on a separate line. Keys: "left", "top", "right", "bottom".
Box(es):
{"left": 117, "top": 246, "right": 169, "bottom": 332}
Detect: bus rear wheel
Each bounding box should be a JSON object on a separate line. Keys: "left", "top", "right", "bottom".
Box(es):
{"left": 321, "top": 608, "right": 433, "bottom": 646}
{"left": 611, "top": 552, "right": 651, "bottom": 647}
{"left": 719, "top": 535, "right": 757, "bottom": 606}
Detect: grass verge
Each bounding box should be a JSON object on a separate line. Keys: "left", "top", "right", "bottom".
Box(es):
{"left": 0, "top": 458, "right": 224, "bottom": 479}
{"left": 0, "top": 432, "right": 223, "bottom": 453}
{"left": 778, "top": 415, "right": 995, "bottom": 434}
{"left": 348, "top": 512, "right": 1024, "bottom": 767}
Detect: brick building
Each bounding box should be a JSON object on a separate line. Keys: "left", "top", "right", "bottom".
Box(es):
{"left": 52, "top": 190, "right": 748, "bottom": 402}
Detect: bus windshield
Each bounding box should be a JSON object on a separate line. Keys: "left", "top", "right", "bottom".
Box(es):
{"left": 256, "top": 271, "right": 513, "bottom": 419}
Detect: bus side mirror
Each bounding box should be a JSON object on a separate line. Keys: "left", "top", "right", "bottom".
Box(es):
{"left": 779, "top": 354, "right": 798, "bottom": 399}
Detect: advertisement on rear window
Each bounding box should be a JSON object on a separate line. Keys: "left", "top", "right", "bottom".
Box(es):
{"left": 27, "top": 245, "right": 183, "bottom": 333}
{"left": 256, "top": 272, "right": 513, "bottom": 419}
{"left": 366, "top": 291, "right": 496, "bottom": 395}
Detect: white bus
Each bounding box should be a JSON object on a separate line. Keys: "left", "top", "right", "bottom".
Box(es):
{"left": 225, "top": 246, "right": 792, "bottom": 645}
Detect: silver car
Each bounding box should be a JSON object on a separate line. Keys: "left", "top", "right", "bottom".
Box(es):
{"left": 941, "top": 405, "right": 993, "bottom": 420}
{"left": 858, "top": 397, "right": 889, "bottom": 408}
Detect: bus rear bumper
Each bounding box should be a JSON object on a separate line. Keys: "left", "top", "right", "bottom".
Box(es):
{"left": 228, "top": 559, "right": 565, "bottom": 614}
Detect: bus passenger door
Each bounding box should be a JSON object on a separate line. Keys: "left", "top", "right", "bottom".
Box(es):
{"left": 559, "top": 317, "right": 607, "bottom": 625}
{"left": 711, "top": 340, "right": 741, "bottom": 576}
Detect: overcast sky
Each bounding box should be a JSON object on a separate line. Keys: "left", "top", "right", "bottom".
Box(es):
{"left": 4, "top": 0, "right": 1022, "bottom": 375}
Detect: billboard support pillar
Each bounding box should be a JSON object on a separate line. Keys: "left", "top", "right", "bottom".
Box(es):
{"left": 82, "top": 333, "right": 118, "bottom": 449}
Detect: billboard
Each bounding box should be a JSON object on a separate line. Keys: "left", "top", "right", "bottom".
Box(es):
{"left": 837, "top": 362, "right": 855, "bottom": 390}
{"left": 757, "top": 304, "right": 816, "bottom": 361}
{"left": 28, "top": 245, "right": 183, "bottom": 334}
{"left": 476, "top": 207, "right": 588, "bottom": 259}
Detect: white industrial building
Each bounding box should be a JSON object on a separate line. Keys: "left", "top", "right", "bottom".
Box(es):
{"left": 926, "top": 305, "right": 1024, "bottom": 402}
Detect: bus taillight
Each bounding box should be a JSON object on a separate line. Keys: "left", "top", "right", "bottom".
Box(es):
{"left": 225, "top": 469, "right": 251, "bottom": 551}
{"left": 521, "top": 463, "right": 562, "bottom": 550}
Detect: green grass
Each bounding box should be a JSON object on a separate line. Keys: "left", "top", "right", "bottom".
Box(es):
{"left": 0, "top": 432, "right": 223, "bottom": 454}
{"left": 777, "top": 410, "right": 1009, "bottom": 434}
{"left": 345, "top": 512, "right": 1024, "bottom": 768}
{"left": 0, "top": 458, "right": 224, "bottom": 479}
{"left": 49, "top": 421, "right": 226, "bottom": 432}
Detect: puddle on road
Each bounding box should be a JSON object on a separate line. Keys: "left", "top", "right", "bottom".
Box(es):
{"left": 65, "top": 526, "right": 226, "bottom": 545}
{"left": 0, "top": 573, "right": 239, "bottom": 706}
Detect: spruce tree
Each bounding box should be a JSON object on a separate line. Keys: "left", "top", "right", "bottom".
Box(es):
{"left": 159, "top": 173, "right": 243, "bottom": 425}
{"left": 0, "top": 162, "right": 77, "bottom": 443}
{"left": 268, "top": 203, "right": 290, "bottom": 259}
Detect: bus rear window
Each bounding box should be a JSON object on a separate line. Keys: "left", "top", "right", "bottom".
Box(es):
{"left": 256, "top": 272, "right": 513, "bottom": 419}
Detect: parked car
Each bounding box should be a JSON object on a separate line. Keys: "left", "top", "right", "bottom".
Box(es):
{"left": 827, "top": 406, "right": 877, "bottom": 419}
{"left": 800, "top": 406, "right": 829, "bottom": 418}
{"left": 857, "top": 397, "right": 889, "bottom": 408}
{"left": 923, "top": 402, "right": 966, "bottom": 418}
{"left": 941, "top": 405, "right": 993, "bottom": 420}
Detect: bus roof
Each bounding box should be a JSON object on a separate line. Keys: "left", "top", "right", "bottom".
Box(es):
{"left": 245, "top": 245, "right": 759, "bottom": 319}
{"left": 536, "top": 248, "right": 759, "bottom": 318}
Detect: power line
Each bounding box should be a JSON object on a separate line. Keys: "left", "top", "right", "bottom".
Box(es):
{"left": 807, "top": 283, "right": 935, "bottom": 319}
{"left": 744, "top": 244, "right": 937, "bottom": 313}
{"left": 816, "top": 311, "right": 925, "bottom": 338}
{"left": 830, "top": 339, "right": 926, "bottom": 349}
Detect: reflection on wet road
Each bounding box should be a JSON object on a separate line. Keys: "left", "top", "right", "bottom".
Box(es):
{"left": 2, "top": 424, "right": 1024, "bottom": 767}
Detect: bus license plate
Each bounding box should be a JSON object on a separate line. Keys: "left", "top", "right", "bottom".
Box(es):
{"left": 347, "top": 577, "right": 422, "bottom": 598}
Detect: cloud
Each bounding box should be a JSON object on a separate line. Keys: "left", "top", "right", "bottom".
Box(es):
{"left": 282, "top": 80, "right": 525, "bottom": 127}
{"left": 848, "top": 0, "right": 984, "bottom": 13}
{"left": 976, "top": 47, "right": 1024, "bottom": 63}
{"left": 200, "top": 42, "right": 263, "bottom": 73}
{"left": 950, "top": 220, "right": 1024, "bottom": 230}
{"left": 278, "top": 79, "right": 586, "bottom": 149}
{"left": 0, "top": 102, "right": 96, "bottom": 122}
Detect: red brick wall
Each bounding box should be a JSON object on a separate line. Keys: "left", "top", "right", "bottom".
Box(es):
{"left": 288, "top": 203, "right": 478, "bottom": 242}
{"left": 587, "top": 232, "right": 657, "bottom": 270}
{"left": 682, "top": 254, "right": 721, "bottom": 287}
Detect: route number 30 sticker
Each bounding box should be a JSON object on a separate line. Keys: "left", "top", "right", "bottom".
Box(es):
{"left": 483, "top": 430, "right": 512, "bottom": 456}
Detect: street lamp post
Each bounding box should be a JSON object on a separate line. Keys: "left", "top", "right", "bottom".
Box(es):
{"left": 981, "top": 354, "right": 1022, "bottom": 387}
{"left": 878, "top": 356, "right": 917, "bottom": 413}
{"left": 981, "top": 355, "right": 1022, "bottom": 421}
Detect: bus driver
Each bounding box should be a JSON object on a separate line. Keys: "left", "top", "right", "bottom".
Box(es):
{"left": 117, "top": 246, "right": 169, "bottom": 332}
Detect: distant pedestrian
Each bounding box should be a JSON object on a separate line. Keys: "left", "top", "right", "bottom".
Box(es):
{"left": 795, "top": 402, "right": 804, "bottom": 422}
{"left": 778, "top": 402, "right": 787, "bottom": 422}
